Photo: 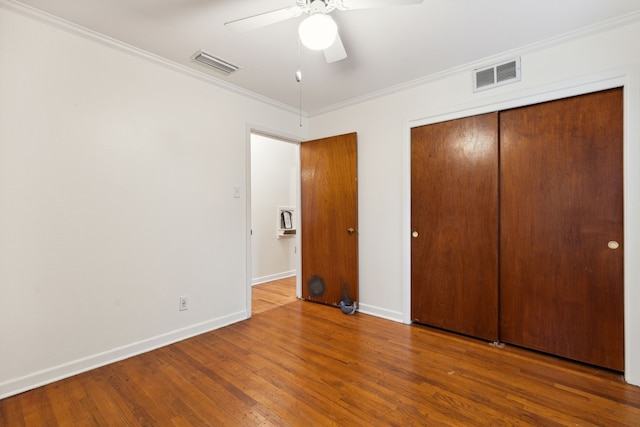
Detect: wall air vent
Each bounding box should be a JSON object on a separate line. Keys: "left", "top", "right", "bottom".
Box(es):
{"left": 473, "top": 57, "right": 521, "bottom": 92}
{"left": 193, "top": 50, "right": 239, "bottom": 75}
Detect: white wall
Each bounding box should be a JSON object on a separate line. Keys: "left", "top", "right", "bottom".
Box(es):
{"left": 308, "top": 15, "right": 640, "bottom": 386}
{"left": 250, "top": 134, "right": 297, "bottom": 284}
{"left": 0, "top": 6, "right": 306, "bottom": 398}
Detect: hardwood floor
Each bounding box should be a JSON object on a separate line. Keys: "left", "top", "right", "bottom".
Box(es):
{"left": 2, "top": 278, "right": 640, "bottom": 426}
{"left": 251, "top": 276, "right": 297, "bottom": 315}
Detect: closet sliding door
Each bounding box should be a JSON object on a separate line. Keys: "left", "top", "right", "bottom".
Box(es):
{"left": 499, "top": 88, "right": 624, "bottom": 371}
{"left": 411, "top": 113, "right": 499, "bottom": 341}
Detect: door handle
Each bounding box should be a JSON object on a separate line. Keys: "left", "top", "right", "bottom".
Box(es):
{"left": 347, "top": 228, "right": 355, "bottom": 235}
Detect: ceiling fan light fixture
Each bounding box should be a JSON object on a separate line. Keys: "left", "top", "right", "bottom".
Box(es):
{"left": 298, "top": 13, "right": 337, "bottom": 50}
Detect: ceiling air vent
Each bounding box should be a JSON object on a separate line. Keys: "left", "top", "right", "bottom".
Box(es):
{"left": 193, "top": 50, "right": 239, "bottom": 75}
{"left": 473, "top": 57, "right": 521, "bottom": 92}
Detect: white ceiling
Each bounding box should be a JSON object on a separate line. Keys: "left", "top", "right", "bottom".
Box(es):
{"left": 9, "top": 0, "right": 640, "bottom": 113}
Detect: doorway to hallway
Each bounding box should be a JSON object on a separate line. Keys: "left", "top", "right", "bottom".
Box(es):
{"left": 250, "top": 132, "right": 300, "bottom": 313}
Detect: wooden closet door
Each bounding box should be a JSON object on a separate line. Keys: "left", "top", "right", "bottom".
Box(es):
{"left": 411, "top": 113, "right": 499, "bottom": 341}
{"left": 500, "top": 88, "right": 624, "bottom": 371}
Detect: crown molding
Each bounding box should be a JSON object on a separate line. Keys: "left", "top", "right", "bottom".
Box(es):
{"left": 309, "top": 9, "right": 640, "bottom": 117}
{"left": 0, "top": 0, "right": 305, "bottom": 117}
{"left": 2, "top": 0, "right": 639, "bottom": 119}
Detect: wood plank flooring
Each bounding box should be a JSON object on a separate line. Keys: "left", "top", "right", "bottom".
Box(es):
{"left": 2, "top": 278, "right": 640, "bottom": 426}
{"left": 251, "top": 276, "right": 297, "bottom": 315}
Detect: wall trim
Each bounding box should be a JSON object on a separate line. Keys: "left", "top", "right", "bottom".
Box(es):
{"left": 402, "top": 65, "right": 640, "bottom": 387}
{"left": 358, "top": 303, "right": 403, "bottom": 323}
{"left": 0, "top": 310, "right": 248, "bottom": 400}
{"left": 252, "top": 270, "right": 296, "bottom": 286}
{"left": 0, "top": 0, "right": 302, "bottom": 117}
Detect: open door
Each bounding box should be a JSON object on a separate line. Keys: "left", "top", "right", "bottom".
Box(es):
{"left": 300, "top": 132, "right": 358, "bottom": 307}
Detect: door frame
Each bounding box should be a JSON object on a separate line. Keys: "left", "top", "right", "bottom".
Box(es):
{"left": 244, "top": 123, "right": 303, "bottom": 317}
{"left": 404, "top": 65, "right": 640, "bottom": 383}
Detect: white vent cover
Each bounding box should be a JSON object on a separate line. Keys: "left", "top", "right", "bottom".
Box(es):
{"left": 193, "top": 50, "right": 239, "bottom": 75}
{"left": 473, "top": 57, "right": 521, "bottom": 92}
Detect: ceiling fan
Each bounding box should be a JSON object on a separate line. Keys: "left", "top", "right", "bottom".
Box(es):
{"left": 225, "top": 0, "right": 424, "bottom": 63}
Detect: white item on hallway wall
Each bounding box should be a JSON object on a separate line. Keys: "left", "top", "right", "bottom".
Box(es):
{"left": 277, "top": 206, "right": 296, "bottom": 237}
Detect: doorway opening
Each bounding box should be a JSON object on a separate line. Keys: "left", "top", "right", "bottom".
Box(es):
{"left": 249, "top": 132, "right": 300, "bottom": 315}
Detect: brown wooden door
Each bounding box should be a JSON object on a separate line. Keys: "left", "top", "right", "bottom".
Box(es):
{"left": 301, "top": 133, "right": 358, "bottom": 306}
{"left": 411, "top": 113, "right": 499, "bottom": 341}
{"left": 500, "top": 88, "right": 624, "bottom": 370}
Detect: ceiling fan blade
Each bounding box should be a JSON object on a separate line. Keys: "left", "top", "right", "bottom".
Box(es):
{"left": 225, "top": 6, "right": 302, "bottom": 32}
{"left": 324, "top": 32, "right": 347, "bottom": 63}
{"left": 339, "top": 0, "right": 423, "bottom": 10}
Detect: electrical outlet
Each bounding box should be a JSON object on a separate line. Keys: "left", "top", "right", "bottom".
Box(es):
{"left": 179, "top": 296, "right": 188, "bottom": 311}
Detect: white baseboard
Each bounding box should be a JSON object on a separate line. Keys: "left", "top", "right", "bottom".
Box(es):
{"left": 357, "top": 303, "right": 404, "bottom": 323}
{"left": 251, "top": 270, "right": 296, "bottom": 286}
{"left": 0, "top": 310, "right": 248, "bottom": 400}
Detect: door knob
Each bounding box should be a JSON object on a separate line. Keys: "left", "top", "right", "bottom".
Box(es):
{"left": 608, "top": 241, "right": 620, "bottom": 249}
{"left": 412, "top": 231, "right": 418, "bottom": 238}
{"left": 347, "top": 228, "right": 355, "bottom": 235}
